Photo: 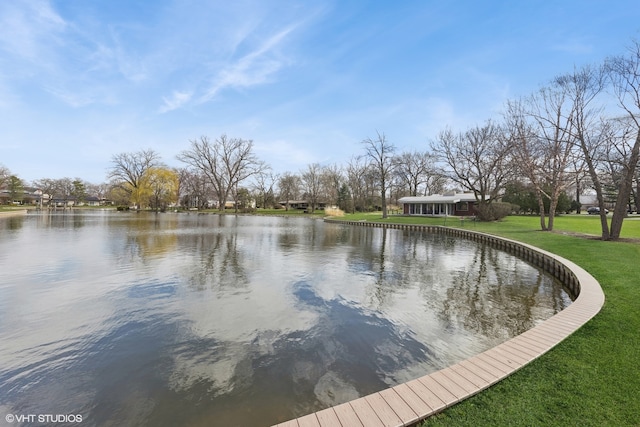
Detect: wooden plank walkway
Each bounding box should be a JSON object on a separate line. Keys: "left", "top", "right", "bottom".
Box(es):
{"left": 272, "top": 234, "right": 605, "bottom": 427}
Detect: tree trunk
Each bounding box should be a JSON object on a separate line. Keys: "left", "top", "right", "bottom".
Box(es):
{"left": 576, "top": 181, "right": 581, "bottom": 214}
{"left": 381, "top": 177, "right": 388, "bottom": 218}
{"left": 537, "top": 193, "right": 548, "bottom": 230}
{"left": 547, "top": 197, "right": 557, "bottom": 231}
{"left": 609, "top": 132, "right": 640, "bottom": 239}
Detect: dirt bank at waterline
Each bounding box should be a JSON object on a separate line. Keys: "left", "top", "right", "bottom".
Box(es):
{"left": 0, "top": 210, "right": 28, "bottom": 218}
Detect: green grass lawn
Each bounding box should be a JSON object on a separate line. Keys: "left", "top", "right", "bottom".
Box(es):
{"left": 0, "top": 206, "right": 30, "bottom": 211}
{"left": 250, "top": 208, "right": 327, "bottom": 217}
{"left": 334, "top": 213, "right": 639, "bottom": 426}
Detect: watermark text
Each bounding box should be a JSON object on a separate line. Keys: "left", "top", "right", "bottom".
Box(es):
{"left": 5, "top": 414, "right": 83, "bottom": 424}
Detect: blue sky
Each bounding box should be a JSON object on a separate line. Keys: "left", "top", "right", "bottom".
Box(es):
{"left": 1, "top": 0, "right": 639, "bottom": 184}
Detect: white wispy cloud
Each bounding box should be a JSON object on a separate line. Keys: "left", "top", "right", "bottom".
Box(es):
{"left": 159, "top": 90, "right": 193, "bottom": 113}
{"left": 0, "top": 0, "right": 67, "bottom": 61}
{"left": 199, "top": 25, "right": 297, "bottom": 104}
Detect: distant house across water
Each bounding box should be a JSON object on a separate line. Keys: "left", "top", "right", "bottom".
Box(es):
{"left": 398, "top": 193, "right": 485, "bottom": 217}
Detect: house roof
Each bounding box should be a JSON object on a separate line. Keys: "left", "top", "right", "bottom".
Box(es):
{"left": 398, "top": 193, "right": 484, "bottom": 204}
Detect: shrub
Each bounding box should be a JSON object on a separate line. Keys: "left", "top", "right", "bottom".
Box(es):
{"left": 324, "top": 207, "right": 345, "bottom": 217}
{"left": 475, "top": 202, "right": 512, "bottom": 221}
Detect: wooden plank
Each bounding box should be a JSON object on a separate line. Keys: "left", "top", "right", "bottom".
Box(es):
{"left": 333, "top": 402, "right": 364, "bottom": 427}
{"left": 499, "top": 342, "right": 536, "bottom": 363}
{"left": 450, "top": 362, "right": 492, "bottom": 389}
{"left": 484, "top": 347, "right": 526, "bottom": 368}
{"left": 428, "top": 370, "right": 469, "bottom": 399}
{"left": 417, "top": 374, "right": 459, "bottom": 405}
{"left": 297, "top": 413, "right": 320, "bottom": 427}
{"left": 315, "top": 407, "right": 342, "bottom": 427}
{"left": 521, "top": 330, "right": 560, "bottom": 347}
{"left": 513, "top": 332, "right": 552, "bottom": 351}
{"left": 379, "top": 388, "right": 420, "bottom": 424}
{"left": 406, "top": 378, "right": 448, "bottom": 411}
{"left": 275, "top": 420, "right": 299, "bottom": 427}
{"left": 349, "top": 398, "right": 385, "bottom": 427}
{"left": 365, "top": 392, "right": 403, "bottom": 426}
{"left": 437, "top": 368, "right": 477, "bottom": 394}
{"left": 503, "top": 338, "right": 540, "bottom": 357}
{"left": 459, "top": 357, "right": 504, "bottom": 383}
{"left": 391, "top": 383, "right": 434, "bottom": 417}
{"left": 541, "top": 316, "right": 578, "bottom": 334}
{"left": 474, "top": 352, "right": 512, "bottom": 374}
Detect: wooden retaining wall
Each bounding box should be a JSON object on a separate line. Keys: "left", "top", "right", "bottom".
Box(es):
{"left": 333, "top": 221, "right": 581, "bottom": 299}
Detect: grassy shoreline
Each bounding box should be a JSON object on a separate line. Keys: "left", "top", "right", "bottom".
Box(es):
{"left": 330, "top": 213, "right": 638, "bottom": 426}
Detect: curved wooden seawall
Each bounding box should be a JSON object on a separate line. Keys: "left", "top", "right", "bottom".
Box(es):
{"left": 272, "top": 221, "right": 605, "bottom": 427}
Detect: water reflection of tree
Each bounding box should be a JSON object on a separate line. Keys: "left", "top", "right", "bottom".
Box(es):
{"left": 185, "top": 230, "right": 248, "bottom": 292}
{"left": 439, "top": 244, "right": 568, "bottom": 341}
{"left": 127, "top": 215, "right": 178, "bottom": 260}
{"left": 106, "top": 213, "right": 179, "bottom": 262}
{"left": 0, "top": 215, "right": 25, "bottom": 232}
{"left": 345, "top": 227, "right": 410, "bottom": 309}
{"left": 344, "top": 227, "right": 569, "bottom": 342}
{"left": 34, "top": 210, "right": 87, "bottom": 229}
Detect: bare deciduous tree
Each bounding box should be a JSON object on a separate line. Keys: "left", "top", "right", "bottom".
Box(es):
{"left": 345, "top": 156, "right": 370, "bottom": 213}
{"left": 505, "top": 84, "right": 577, "bottom": 232}
{"left": 361, "top": 131, "right": 396, "bottom": 218}
{"left": 177, "top": 168, "right": 211, "bottom": 209}
{"left": 319, "top": 164, "right": 343, "bottom": 208}
{"left": 108, "top": 149, "right": 161, "bottom": 209}
{"left": 393, "top": 150, "right": 441, "bottom": 196}
{"left": 300, "top": 163, "right": 322, "bottom": 213}
{"left": 251, "top": 169, "right": 278, "bottom": 209}
{"left": 278, "top": 172, "right": 300, "bottom": 211}
{"left": 432, "top": 120, "right": 511, "bottom": 217}
{"left": 177, "top": 135, "right": 266, "bottom": 211}
{"left": 604, "top": 40, "right": 640, "bottom": 239}
{"left": 0, "top": 164, "right": 10, "bottom": 189}
{"left": 555, "top": 65, "right": 611, "bottom": 235}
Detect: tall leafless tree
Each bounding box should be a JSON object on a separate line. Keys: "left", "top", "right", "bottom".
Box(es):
{"left": 178, "top": 168, "right": 211, "bottom": 209}
{"left": 107, "top": 149, "right": 161, "bottom": 209}
{"left": 251, "top": 169, "right": 278, "bottom": 209}
{"left": 555, "top": 65, "right": 612, "bottom": 236}
{"left": 432, "top": 120, "right": 512, "bottom": 214}
{"left": 505, "top": 84, "right": 576, "bottom": 232}
{"left": 361, "top": 131, "right": 396, "bottom": 218}
{"left": 0, "top": 164, "right": 10, "bottom": 189}
{"left": 393, "top": 150, "right": 441, "bottom": 196}
{"left": 319, "top": 164, "right": 343, "bottom": 208}
{"left": 604, "top": 40, "right": 640, "bottom": 239}
{"left": 177, "top": 135, "right": 266, "bottom": 211}
{"left": 300, "top": 163, "right": 322, "bottom": 212}
{"left": 345, "top": 156, "right": 371, "bottom": 213}
{"left": 278, "top": 172, "right": 300, "bottom": 211}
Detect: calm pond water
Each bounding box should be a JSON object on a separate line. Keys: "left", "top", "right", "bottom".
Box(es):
{"left": 0, "top": 211, "right": 571, "bottom": 426}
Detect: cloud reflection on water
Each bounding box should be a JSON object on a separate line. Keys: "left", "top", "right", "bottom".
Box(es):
{"left": 0, "top": 212, "right": 571, "bottom": 426}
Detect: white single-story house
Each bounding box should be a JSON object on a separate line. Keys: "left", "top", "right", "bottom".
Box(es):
{"left": 398, "top": 193, "right": 486, "bottom": 216}
{"left": 278, "top": 200, "right": 328, "bottom": 210}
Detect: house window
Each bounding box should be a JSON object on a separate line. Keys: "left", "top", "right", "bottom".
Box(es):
{"left": 456, "top": 202, "right": 469, "bottom": 211}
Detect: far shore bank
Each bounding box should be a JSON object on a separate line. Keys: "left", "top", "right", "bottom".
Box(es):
{"left": 0, "top": 209, "right": 28, "bottom": 218}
